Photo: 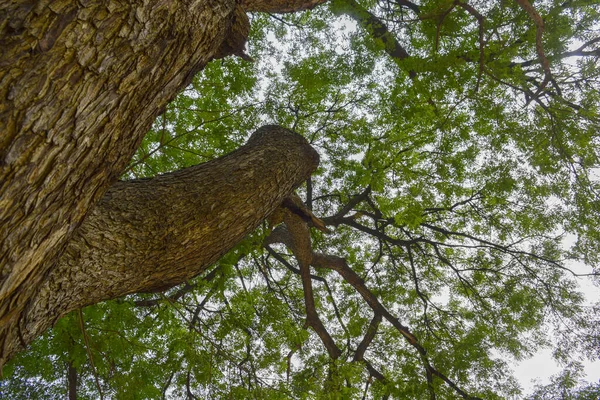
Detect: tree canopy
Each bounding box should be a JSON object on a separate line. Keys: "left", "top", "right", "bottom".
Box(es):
{"left": 526, "top": 363, "right": 600, "bottom": 400}
{"left": 2, "top": 0, "right": 600, "bottom": 399}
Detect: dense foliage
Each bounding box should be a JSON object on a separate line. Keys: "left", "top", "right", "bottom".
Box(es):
{"left": 2, "top": 0, "right": 599, "bottom": 398}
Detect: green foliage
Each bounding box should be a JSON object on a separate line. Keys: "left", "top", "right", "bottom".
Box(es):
{"left": 526, "top": 363, "right": 600, "bottom": 400}
{"left": 3, "top": 0, "right": 600, "bottom": 398}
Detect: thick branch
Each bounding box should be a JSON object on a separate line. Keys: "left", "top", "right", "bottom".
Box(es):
{"left": 242, "top": 0, "right": 328, "bottom": 13}
{"left": 1, "top": 126, "right": 319, "bottom": 366}
{"left": 0, "top": 0, "right": 251, "bottom": 366}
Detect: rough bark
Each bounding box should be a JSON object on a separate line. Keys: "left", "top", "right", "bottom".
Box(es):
{"left": 0, "top": 0, "right": 325, "bottom": 366}
{"left": 241, "top": 0, "right": 327, "bottom": 13}
{"left": 0, "top": 0, "right": 244, "bottom": 357}
{"left": 1, "top": 125, "right": 319, "bottom": 366}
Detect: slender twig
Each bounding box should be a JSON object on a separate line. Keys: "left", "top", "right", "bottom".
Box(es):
{"left": 353, "top": 313, "right": 381, "bottom": 362}
{"left": 457, "top": 2, "right": 485, "bottom": 92}
{"left": 78, "top": 309, "right": 104, "bottom": 400}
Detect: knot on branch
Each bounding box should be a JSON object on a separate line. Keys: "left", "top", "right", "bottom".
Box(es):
{"left": 214, "top": 5, "right": 253, "bottom": 61}
{"left": 268, "top": 192, "right": 329, "bottom": 234}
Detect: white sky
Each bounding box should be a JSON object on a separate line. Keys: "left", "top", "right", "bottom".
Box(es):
{"left": 516, "top": 350, "right": 600, "bottom": 392}
{"left": 516, "top": 261, "right": 600, "bottom": 393}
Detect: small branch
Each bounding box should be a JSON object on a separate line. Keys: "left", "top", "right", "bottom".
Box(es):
{"left": 510, "top": 36, "right": 600, "bottom": 68}
{"left": 333, "top": 0, "right": 415, "bottom": 77}
{"left": 186, "top": 369, "right": 200, "bottom": 399}
{"left": 242, "top": 0, "right": 327, "bottom": 13}
{"left": 134, "top": 266, "right": 221, "bottom": 307}
{"left": 67, "top": 361, "right": 77, "bottom": 400}
{"left": 434, "top": 3, "right": 456, "bottom": 52}
{"left": 127, "top": 104, "right": 259, "bottom": 173}
{"left": 362, "top": 359, "right": 388, "bottom": 384}
{"left": 162, "top": 371, "right": 174, "bottom": 400}
{"left": 419, "top": 223, "right": 587, "bottom": 276}
{"left": 324, "top": 216, "right": 415, "bottom": 247}
{"left": 457, "top": 2, "right": 485, "bottom": 92}
{"left": 353, "top": 313, "right": 381, "bottom": 362}
{"left": 264, "top": 244, "right": 329, "bottom": 284}
{"left": 189, "top": 285, "right": 219, "bottom": 329}
{"left": 394, "top": 0, "right": 420, "bottom": 14}
{"left": 284, "top": 209, "right": 342, "bottom": 359}
{"left": 514, "top": 0, "right": 554, "bottom": 93}
{"left": 361, "top": 376, "right": 372, "bottom": 400}
{"left": 422, "top": 190, "right": 483, "bottom": 215}
{"left": 331, "top": 187, "right": 372, "bottom": 220}
{"left": 134, "top": 282, "right": 195, "bottom": 307}
{"left": 78, "top": 309, "right": 103, "bottom": 400}
{"left": 306, "top": 177, "right": 313, "bottom": 210}
{"left": 484, "top": 66, "right": 550, "bottom": 110}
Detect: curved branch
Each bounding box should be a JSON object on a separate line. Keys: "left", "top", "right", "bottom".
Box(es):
{"left": 353, "top": 313, "right": 381, "bottom": 362}
{"left": 311, "top": 253, "right": 480, "bottom": 399}
{"left": 332, "top": 0, "right": 415, "bottom": 77}
{"left": 270, "top": 192, "right": 483, "bottom": 398}
{"left": 514, "top": 0, "right": 554, "bottom": 92}
{"left": 283, "top": 208, "right": 342, "bottom": 359}
{"left": 393, "top": 0, "right": 420, "bottom": 14}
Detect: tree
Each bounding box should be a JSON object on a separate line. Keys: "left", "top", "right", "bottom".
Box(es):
{"left": 2, "top": 0, "right": 600, "bottom": 399}
{"left": 0, "top": 0, "right": 321, "bottom": 366}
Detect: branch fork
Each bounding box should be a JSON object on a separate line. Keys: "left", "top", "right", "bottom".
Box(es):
{"left": 265, "top": 191, "right": 480, "bottom": 399}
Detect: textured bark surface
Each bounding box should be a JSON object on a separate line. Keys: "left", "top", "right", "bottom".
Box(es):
{"left": 2, "top": 125, "right": 319, "bottom": 365}
{"left": 0, "top": 0, "right": 328, "bottom": 368}
{"left": 241, "top": 0, "right": 327, "bottom": 13}
{"left": 0, "top": 0, "right": 243, "bottom": 353}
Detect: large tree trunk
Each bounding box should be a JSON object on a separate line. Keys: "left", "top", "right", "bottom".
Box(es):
{"left": 0, "top": 0, "right": 324, "bottom": 366}
{"left": 0, "top": 0, "right": 244, "bottom": 363}
{"left": 2, "top": 125, "right": 319, "bottom": 365}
